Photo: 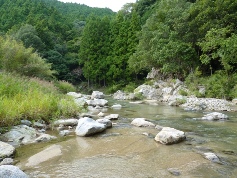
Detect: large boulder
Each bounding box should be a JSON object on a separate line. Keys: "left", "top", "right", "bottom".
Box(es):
{"left": 155, "top": 127, "right": 186, "bottom": 145}
{"left": 131, "top": 118, "right": 155, "bottom": 127}
{"left": 91, "top": 91, "right": 104, "bottom": 99}
{"left": 201, "top": 112, "right": 228, "bottom": 121}
{"left": 1, "top": 125, "right": 38, "bottom": 146}
{"left": 75, "top": 117, "right": 106, "bottom": 136}
{"left": 0, "top": 165, "right": 28, "bottom": 178}
{"left": 0, "top": 142, "right": 15, "bottom": 159}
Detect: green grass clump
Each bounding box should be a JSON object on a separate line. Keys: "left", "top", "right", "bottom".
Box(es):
{"left": 54, "top": 80, "right": 76, "bottom": 94}
{"left": 0, "top": 73, "right": 81, "bottom": 127}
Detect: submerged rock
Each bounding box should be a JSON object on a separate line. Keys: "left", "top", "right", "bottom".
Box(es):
{"left": 0, "top": 165, "right": 28, "bottom": 178}
{"left": 203, "top": 152, "right": 220, "bottom": 163}
{"left": 167, "top": 168, "right": 181, "bottom": 176}
{"left": 155, "top": 127, "right": 186, "bottom": 145}
{"left": 25, "top": 144, "right": 62, "bottom": 167}
{"left": 131, "top": 118, "right": 155, "bottom": 127}
{"left": 75, "top": 117, "right": 106, "bottom": 136}
{"left": 0, "top": 141, "right": 15, "bottom": 159}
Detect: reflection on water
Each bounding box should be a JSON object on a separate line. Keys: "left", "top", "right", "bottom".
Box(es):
{"left": 17, "top": 99, "right": 237, "bottom": 178}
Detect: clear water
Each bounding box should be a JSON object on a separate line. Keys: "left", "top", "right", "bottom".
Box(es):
{"left": 16, "top": 99, "right": 237, "bottom": 178}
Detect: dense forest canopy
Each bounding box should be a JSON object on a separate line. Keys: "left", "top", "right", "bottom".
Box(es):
{"left": 1, "top": 0, "right": 237, "bottom": 98}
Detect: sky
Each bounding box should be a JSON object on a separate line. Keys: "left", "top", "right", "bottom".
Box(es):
{"left": 58, "top": 0, "right": 137, "bottom": 12}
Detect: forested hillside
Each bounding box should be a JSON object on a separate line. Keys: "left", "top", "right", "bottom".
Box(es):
{"left": 0, "top": 0, "right": 114, "bottom": 82}
{"left": 1, "top": 0, "right": 237, "bottom": 99}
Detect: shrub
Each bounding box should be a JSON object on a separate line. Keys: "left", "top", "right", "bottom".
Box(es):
{"left": 0, "top": 73, "right": 81, "bottom": 127}
{"left": 0, "top": 36, "right": 54, "bottom": 79}
{"left": 179, "top": 89, "right": 188, "bottom": 96}
{"left": 54, "top": 80, "right": 76, "bottom": 94}
{"left": 123, "top": 82, "right": 137, "bottom": 93}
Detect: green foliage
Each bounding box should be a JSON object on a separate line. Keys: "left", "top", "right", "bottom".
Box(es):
{"left": 106, "top": 84, "right": 123, "bottom": 94}
{"left": 134, "top": 92, "right": 145, "bottom": 100}
{"left": 128, "top": 0, "right": 198, "bottom": 79}
{"left": 198, "top": 28, "right": 237, "bottom": 74}
{"left": 0, "top": 36, "right": 54, "bottom": 79}
{"left": 0, "top": 73, "right": 81, "bottom": 127}
{"left": 54, "top": 80, "right": 76, "bottom": 94}
{"left": 179, "top": 89, "right": 188, "bottom": 96}
{"left": 202, "top": 71, "right": 234, "bottom": 99}
{"left": 123, "top": 82, "right": 137, "bottom": 93}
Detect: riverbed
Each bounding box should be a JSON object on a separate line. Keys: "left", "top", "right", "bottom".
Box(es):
{"left": 16, "top": 99, "right": 237, "bottom": 178}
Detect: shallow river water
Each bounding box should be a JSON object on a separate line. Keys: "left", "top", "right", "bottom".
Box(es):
{"left": 16, "top": 99, "right": 237, "bottom": 178}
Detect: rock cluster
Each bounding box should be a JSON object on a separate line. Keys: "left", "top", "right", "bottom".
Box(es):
{"left": 201, "top": 112, "right": 228, "bottom": 121}
{"left": 181, "top": 97, "right": 232, "bottom": 111}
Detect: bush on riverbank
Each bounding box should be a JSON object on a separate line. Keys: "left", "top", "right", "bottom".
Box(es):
{"left": 0, "top": 73, "right": 81, "bottom": 127}
{"left": 185, "top": 70, "right": 237, "bottom": 100}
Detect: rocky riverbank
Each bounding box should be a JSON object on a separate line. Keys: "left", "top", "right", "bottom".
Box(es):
{"left": 1, "top": 76, "right": 237, "bottom": 176}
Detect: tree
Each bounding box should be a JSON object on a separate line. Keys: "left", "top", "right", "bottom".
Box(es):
{"left": 129, "top": 0, "right": 197, "bottom": 79}
{"left": 198, "top": 28, "right": 237, "bottom": 75}
{"left": 0, "top": 36, "right": 54, "bottom": 79}
{"left": 14, "top": 24, "right": 45, "bottom": 53}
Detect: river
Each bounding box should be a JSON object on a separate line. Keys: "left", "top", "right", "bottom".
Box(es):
{"left": 16, "top": 99, "right": 237, "bottom": 178}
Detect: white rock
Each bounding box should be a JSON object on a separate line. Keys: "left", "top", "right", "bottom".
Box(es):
{"left": 0, "top": 158, "right": 14, "bottom": 165}
{"left": 111, "top": 104, "right": 122, "bottom": 109}
{"left": 91, "top": 91, "right": 104, "bottom": 99}
{"left": 35, "top": 134, "right": 57, "bottom": 142}
{"left": 0, "top": 165, "right": 28, "bottom": 178}
{"left": 53, "top": 118, "right": 78, "bottom": 127}
{"left": 204, "top": 152, "right": 220, "bottom": 163}
{"left": 0, "top": 142, "right": 15, "bottom": 159}
{"left": 1, "top": 125, "right": 38, "bottom": 146}
{"left": 201, "top": 112, "right": 228, "bottom": 121}
{"left": 75, "top": 117, "right": 106, "bottom": 136}
{"left": 131, "top": 118, "right": 155, "bottom": 127}
{"left": 155, "top": 127, "right": 186, "bottom": 145}
{"left": 96, "top": 119, "right": 112, "bottom": 128}
{"left": 104, "top": 114, "right": 119, "bottom": 120}
{"left": 98, "top": 112, "right": 105, "bottom": 117}
{"left": 86, "top": 99, "right": 108, "bottom": 107}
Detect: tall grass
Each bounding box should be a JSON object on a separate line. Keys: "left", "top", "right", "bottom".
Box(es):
{"left": 0, "top": 73, "right": 81, "bottom": 127}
